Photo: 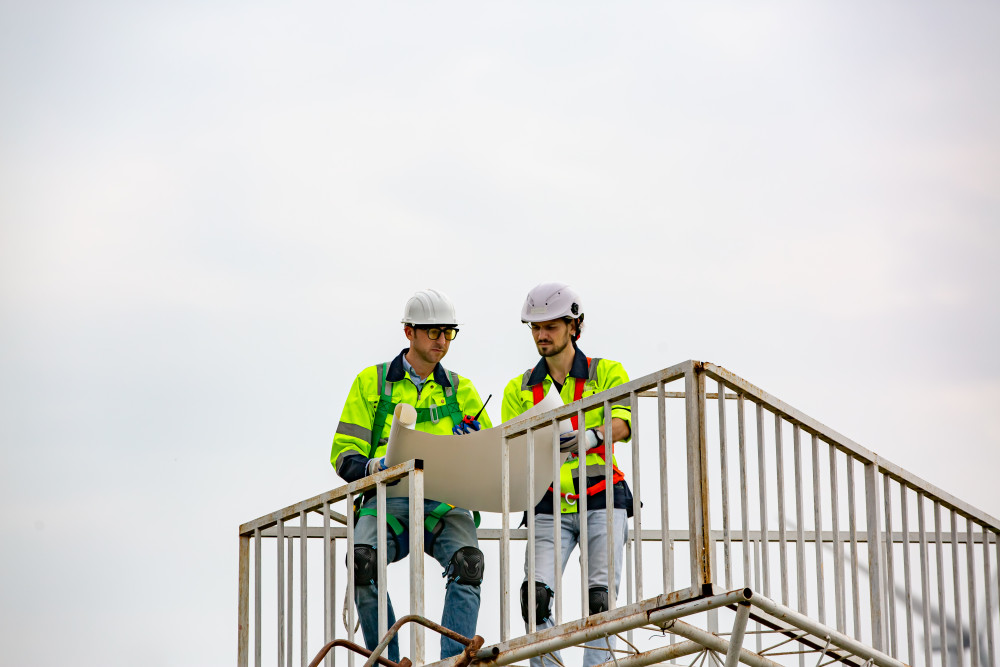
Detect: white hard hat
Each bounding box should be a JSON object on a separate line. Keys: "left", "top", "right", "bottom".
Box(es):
{"left": 401, "top": 288, "right": 459, "bottom": 326}
{"left": 520, "top": 282, "right": 583, "bottom": 323}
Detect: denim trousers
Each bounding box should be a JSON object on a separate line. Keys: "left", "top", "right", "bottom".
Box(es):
{"left": 524, "top": 509, "right": 628, "bottom": 667}
{"left": 354, "top": 497, "right": 481, "bottom": 661}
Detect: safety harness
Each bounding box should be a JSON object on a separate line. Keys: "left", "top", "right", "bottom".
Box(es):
{"left": 358, "top": 360, "right": 479, "bottom": 555}
{"left": 369, "top": 361, "right": 463, "bottom": 453}
{"left": 530, "top": 358, "right": 626, "bottom": 503}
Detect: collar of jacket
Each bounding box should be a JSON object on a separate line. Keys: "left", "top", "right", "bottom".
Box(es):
{"left": 526, "top": 344, "right": 589, "bottom": 387}
{"left": 386, "top": 348, "right": 455, "bottom": 388}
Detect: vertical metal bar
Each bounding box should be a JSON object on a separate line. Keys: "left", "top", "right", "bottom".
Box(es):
{"left": 287, "top": 533, "right": 293, "bottom": 667}
{"left": 330, "top": 538, "right": 337, "bottom": 667}
{"left": 737, "top": 394, "right": 750, "bottom": 588}
{"left": 847, "top": 458, "right": 861, "bottom": 639}
{"left": 724, "top": 604, "right": 752, "bottom": 667}
{"left": 685, "top": 364, "right": 711, "bottom": 590}
{"left": 864, "top": 460, "right": 885, "bottom": 651}
{"left": 604, "top": 399, "right": 617, "bottom": 611}
{"left": 630, "top": 390, "right": 643, "bottom": 604}
{"left": 346, "top": 493, "right": 356, "bottom": 667}
{"left": 935, "top": 502, "right": 949, "bottom": 667}
{"left": 255, "top": 527, "right": 262, "bottom": 667}
{"left": 527, "top": 427, "right": 537, "bottom": 633}
{"left": 984, "top": 528, "right": 996, "bottom": 667}
{"left": 578, "top": 403, "right": 589, "bottom": 615}
{"left": 500, "top": 432, "right": 511, "bottom": 641}
{"left": 756, "top": 402, "right": 770, "bottom": 598}
{"left": 376, "top": 481, "right": 387, "bottom": 640}
{"left": 918, "top": 493, "right": 932, "bottom": 667}
{"left": 301, "top": 511, "right": 308, "bottom": 667}
{"left": 239, "top": 534, "right": 250, "bottom": 667}
{"left": 552, "top": 424, "right": 562, "bottom": 626}
{"left": 951, "top": 510, "right": 965, "bottom": 667}
{"left": 625, "top": 532, "right": 634, "bottom": 646}
{"left": 775, "top": 415, "right": 788, "bottom": 606}
{"left": 604, "top": 399, "right": 616, "bottom": 610}
{"left": 900, "top": 487, "right": 914, "bottom": 666}
{"left": 830, "top": 446, "right": 845, "bottom": 634}
{"left": 966, "top": 517, "right": 979, "bottom": 667}
{"left": 793, "top": 424, "right": 806, "bottom": 615}
{"left": 278, "top": 519, "right": 286, "bottom": 667}
{"left": 883, "top": 476, "right": 897, "bottom": 657}
{"left": 657, "top": 381, "right": 670, "bottom": 595}
{"left": 323, "top": 505, "right": 331, "bottom": 654}
{"left": 409, "top": 468, "right": 425, "bottom": 665}
{"left": 949, "top": 510, "right": 965, "bottom": 667}
{"left": 754, "top": 536, "right": 762, "bottom": 653}
{"left": 811, "top": 434, "right": 825, "bottom": 624}
{"left": 718, "top": 381, "right": 732, "bottom": 590}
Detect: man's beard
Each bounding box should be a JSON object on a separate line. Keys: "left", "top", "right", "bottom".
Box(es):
{"left": 537, "top": 338, "right": 569, "bottom": 357}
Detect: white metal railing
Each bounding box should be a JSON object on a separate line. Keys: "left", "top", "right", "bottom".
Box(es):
{"left": 237, "top": 360, "right": 1000, "bottom": 667}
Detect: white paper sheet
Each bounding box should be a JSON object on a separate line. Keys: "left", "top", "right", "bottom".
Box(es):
{"left": 383, "top": 388, "right": 572, "bottom": 512}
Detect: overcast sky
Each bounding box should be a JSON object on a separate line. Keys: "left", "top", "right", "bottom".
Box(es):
{"left": 2, "top": 2, "right": 998, "bottom": 666}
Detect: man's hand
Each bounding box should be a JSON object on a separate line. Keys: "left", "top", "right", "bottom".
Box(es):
{"left": 558, "top": 427, "right": 603, "bottom": 452}
{"left": 453, "top": 417, "right": 481, "bottom": 435}
{"left": 366, "top": 457, "right": 388, "bottom": 475}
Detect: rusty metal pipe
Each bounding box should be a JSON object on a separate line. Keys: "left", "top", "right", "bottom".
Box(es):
{"left": 362, "top": 615, "right": 479, "bottom": 667}
{"left": 307, "top": 639, "right": 411, "bottom": 667}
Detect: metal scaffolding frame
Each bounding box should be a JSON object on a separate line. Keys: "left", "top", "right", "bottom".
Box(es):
{"left": 238, "top": 360, "right": 1000, "bottom": 667}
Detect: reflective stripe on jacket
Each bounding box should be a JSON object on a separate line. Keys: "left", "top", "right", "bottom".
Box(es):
{"left": 331, "top": 348, "right": 493, "bottom": 483}
{"left": 501, "top": 346, "right": 632, "bottom": 514}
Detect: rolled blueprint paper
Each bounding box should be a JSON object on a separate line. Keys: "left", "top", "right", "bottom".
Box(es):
{"left": 383, "top": 387, "right": 570, "bottom": 512}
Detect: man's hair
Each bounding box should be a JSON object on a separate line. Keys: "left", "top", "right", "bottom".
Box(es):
{"left": 565, "top": 315, "right": 585, "bottom": 342}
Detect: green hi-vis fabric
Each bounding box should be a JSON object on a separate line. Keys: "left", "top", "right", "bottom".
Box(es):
{"left": 501, "top": 357, "right": 631, "bottom": 514}
{"left": 331, "top": 360, "right": 493, "bottom": 476}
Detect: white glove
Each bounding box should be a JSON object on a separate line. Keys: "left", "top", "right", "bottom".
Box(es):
{"left": 558, "top": 427, "right": 604, "bottom": 452}
{"left": 366, "top": 457, "right": 387, "bottom": 475}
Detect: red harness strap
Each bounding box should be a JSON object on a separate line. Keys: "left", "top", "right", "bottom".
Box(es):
{"left": 530, "top": 359, "right": 625, "bottom": 501}
{"left": 531, "top": 368, "right": 586, "bottom": 429}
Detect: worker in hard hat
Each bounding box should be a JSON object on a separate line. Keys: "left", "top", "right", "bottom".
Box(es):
{"left": 331, "top": 288, "right": 493, "bottom": 662}
{"left": 501, "top": 282, "right": 633, "bottom": 667}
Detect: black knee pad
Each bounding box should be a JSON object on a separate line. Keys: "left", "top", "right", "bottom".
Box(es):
{"left": 351, "top": 545, "right": 377, "bottom": 586}
{"left": 588, "top": 586, "right": 609, "bottom": 615}
{"left": 446, "top": 546, "right": 484, "bottom": 586}
{"left": 520, "top": 581, "right": 553, "bottom": 624}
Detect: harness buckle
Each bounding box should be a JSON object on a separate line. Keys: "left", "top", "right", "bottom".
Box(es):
{"left": 429, "top": 403, "right": 440, "bottom": 424}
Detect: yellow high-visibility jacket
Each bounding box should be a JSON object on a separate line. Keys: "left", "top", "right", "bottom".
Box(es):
{"left": 331, "top": 349, "right": 493, "bottom": 483}
{"left": 501, "top": 345, "right": 632, "bottom": 515}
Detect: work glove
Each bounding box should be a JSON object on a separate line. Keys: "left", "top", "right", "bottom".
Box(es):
{"left": 366, "top": 457, "right": 388, "bottom": 475}
{"left": 452, "top": 417, "right": 481, "bottom": 435}
{"left": 558, "top": 427, "right": 604, "bottom": 452}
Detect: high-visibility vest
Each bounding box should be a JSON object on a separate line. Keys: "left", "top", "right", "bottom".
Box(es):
{"left": 528, "top": 358, "right": 626, "bottom": 509}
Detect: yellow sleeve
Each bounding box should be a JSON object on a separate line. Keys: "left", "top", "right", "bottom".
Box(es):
{"left": 501, "top": 375, "right": 530, "bottom": 422}
{"left": 599, "top": 359, "right": 633, "bottom": 442}
{"left": 330, "top": 371, "right": 376, "bottom": 473}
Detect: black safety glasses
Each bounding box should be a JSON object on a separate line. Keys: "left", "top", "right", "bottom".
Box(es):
{"left": 414, "top": 326, "right": 459, "bottom": 341}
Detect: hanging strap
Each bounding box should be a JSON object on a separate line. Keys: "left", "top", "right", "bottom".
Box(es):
{"left": 369, "top": 362, "right": 395, "bottom": 456}
{"left": 357, "top": 507, "right": 406, "bottom": 536}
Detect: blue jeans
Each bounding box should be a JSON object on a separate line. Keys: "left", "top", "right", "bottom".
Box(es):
{"left": 354, "top": 497, "right": 481, "bottom": 661}
{"left": 524, "top": 509, "right": 628, "bottom": 667}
